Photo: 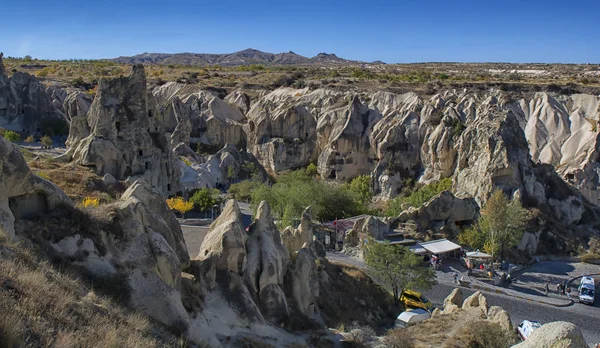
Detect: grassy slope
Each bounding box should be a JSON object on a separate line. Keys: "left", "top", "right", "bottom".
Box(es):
{"left": 0, "top": 232, "right": 176, "bottom": 348}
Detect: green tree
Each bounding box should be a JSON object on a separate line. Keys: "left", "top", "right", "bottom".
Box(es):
{"left": 190, "top": 188, "right": 222, "bottom": 212}
{"left": 228, "top": 179, "right": 261, "bottom": 203}
{"left": 2, "top": 130, "right": 20, "bottom": 142}
{"left": 250, "top": 168, "right": 366, "bottom": 227}
{"left": 364, "top": 240, "right": 436, "bottom": 305}
{"left": 347, "top": 175, "right": 373, "bottom": 205}
{"left": 41, "top": 135, "right": 53, "bottom": 148}
{"left": 458, "top": 190, "right": 529, "bottom": 261}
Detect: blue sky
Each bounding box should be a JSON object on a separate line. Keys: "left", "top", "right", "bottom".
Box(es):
{"left": 1, "top": 0, "right": 598, "bottom": 63}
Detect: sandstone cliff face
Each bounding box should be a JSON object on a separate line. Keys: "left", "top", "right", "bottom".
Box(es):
{"left": 0, "top": 53, "right": 66, "bottom": 133}
{"left": 65, "top": 65, "right": 179, "bottom": 195}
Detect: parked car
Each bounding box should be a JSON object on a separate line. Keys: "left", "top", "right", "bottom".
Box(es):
{"left": 394, "top": 308, "right": 430, "bottom": 328}
{"left": 578, "top": 276, "right": 595, "bottom": 305}
{"left": 400, "top": 289, "right": 433, "bottom": 310}
{"left": 516, "top": 320, "right": 542, "bottom": 340}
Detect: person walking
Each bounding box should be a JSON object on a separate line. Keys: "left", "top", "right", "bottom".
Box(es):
{"left": 545, "top": 283, "right": 549, "bottom": 296}
{"left": 453, "top": 272, "right": 459, "bottom": 284}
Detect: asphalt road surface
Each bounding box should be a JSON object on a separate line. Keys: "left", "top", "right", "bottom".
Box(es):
{"left": 181, "top": 225, "right": 209, "bottom": 257}
{"left": 422, "top": 282, "right": 600, "bottom": 346}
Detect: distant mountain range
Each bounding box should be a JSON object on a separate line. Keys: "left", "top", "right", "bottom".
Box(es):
{"left": 111, "top": 48, "right": 384, "bottom": 67}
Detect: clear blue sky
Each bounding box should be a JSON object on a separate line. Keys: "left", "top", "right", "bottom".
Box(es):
{"left": 1, "top": 0, "right": 598, "bottom": 63}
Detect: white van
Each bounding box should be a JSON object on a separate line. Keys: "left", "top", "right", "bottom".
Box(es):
{"left": 394, "top": 308, "right": 431, "bottom": 328}
{"left": 578, "top": 276, "right": 595, "bottom": 305}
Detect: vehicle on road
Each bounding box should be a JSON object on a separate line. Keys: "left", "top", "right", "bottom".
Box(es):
{"left": 516, "top": 320, "right": 542, "bottom": 340}
{"left": 400, "top": 289, "right": 433, "bottom": 310}
{"left": 394, "top": 308, "right": 431, "bottom": 328}
{"left": 578, "top": 276, "right": 595, "bottom": 305}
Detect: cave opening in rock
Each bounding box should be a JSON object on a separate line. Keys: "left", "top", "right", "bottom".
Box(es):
{"left": 329, "top": 170, "right": 336, "bottom": 179}
{"left": 138, "top": 149, "right": 143, "bottom": 157}
{"left": 115, "top": 121, "right": 121, "bottom": 133}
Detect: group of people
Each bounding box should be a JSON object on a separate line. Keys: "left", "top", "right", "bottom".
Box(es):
{"left": 544, "top": 280, "right": 570, "bottom": 296}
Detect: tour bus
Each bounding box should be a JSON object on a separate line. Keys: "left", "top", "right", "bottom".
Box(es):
{"left": 578, "top": 276, "right": 595, "bottom": 305}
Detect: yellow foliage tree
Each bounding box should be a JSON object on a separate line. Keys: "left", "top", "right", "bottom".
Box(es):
{"left": 166, "top": 197, "right": 194, "bottom": 218}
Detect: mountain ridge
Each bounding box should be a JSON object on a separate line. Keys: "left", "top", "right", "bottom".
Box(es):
{"left": 111, "top": 48, "right": 382, "bottom": 67}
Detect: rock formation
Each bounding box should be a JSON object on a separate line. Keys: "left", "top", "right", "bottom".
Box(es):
{"left": 281, "top": 206, "right": 314, "bottom": 254}
{"left": 512, "top": 321, "right": 587, "bottom": 348}
{"left": 392, "top": 191, "right": 478, "bottom": 237}
{"left": 64, "top": 65, "right": 179, "bottom": 195}
{"left": 344, "top": 215, "right": 390, "bottom": 247}
{"left": 195, "top": 199, "right": 324, "bottom": 327}
{"left": 180, "top": 143, "right": 266, "bottom": 192}
{"left": 0, "top": 53, "right": 66, "bottom": 134}
{"left": 0, "top": 136, "right": 71, "bottom": 238}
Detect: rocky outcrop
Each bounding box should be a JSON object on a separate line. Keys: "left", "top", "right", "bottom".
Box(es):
{"left": 512, "top": 321, "right": 587, "bottom": 348}
{"left": 196, "top": 200, "right": 248, "bottom": 291}
{"left": 461, "top": 291, "right": 488, "bottom": 313}
{"left": 64, "top": 65, "right": 179, "bottom": 195}
{"left": 344, "top": 215, "right": 389, "bottom": 247}
{"left": 0, "top": 136, "right": 71, "bottom": 238}
{"left": 393, "top": 191, "right": 478, "bottom": 236}
{"left": 281, "top": 206, "right": 314, "bottom": 254}
{"left": 244, "top": 201, "right": 291, "bottom": 325}
{"left": 442, "top": 288, "right": 463, "bottom": 314}
{"left": 0, "top": 53, "right": 66, "bottom": 134}
{"left": 47, "top": 180, "right": 190, "bottom": 329}
{"left": 180, "top": 144, "right": 266, "bottom": 192}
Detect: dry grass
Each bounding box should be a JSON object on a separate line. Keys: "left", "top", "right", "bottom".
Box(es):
{"left": 28, "top": 159, "right": 125, "bottom": 203}
{"left": 318, "top": 261, "right": 396, "bottom": 332}
{"left": 0, "top": 231, "right": 171, "bottom": 347}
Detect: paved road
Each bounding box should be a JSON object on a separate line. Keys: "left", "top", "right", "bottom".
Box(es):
{"left": 182, "top": 225, "right": 209, "bottom": 256}
{"left": 326, "top": 251, "right": 600, "bottom": 346}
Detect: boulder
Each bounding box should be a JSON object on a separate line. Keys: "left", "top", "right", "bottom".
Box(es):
{"left": 487, "top": 306, "right": 512, "bottom": 333}
{"left": 346, "top": 215, "right": 389, "bottom": 242}
{"left": 442, "top": 288, "right": 463, "bottom": 314}
{"left": 462, "top": 291, "right": 488, "bottom": 313}
{"left": 102, "top": 173, "right": 118, "bottom": 185}
{"left": 512, "top": 321, "right": 587, "bottom": 348}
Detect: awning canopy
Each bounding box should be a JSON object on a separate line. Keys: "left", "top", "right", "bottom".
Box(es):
{"left": 419, "top": 239, "right": 461, "bottom": 254}
{"left": 466, "top": 251, "right": 492, "bottom": 259}
{"left": 409, "top": 244, "right": 428, "bottom": 255}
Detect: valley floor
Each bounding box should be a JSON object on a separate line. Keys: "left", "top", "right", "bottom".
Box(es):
{"left": 326, "top": 251, "right": 600, "bottom": 346}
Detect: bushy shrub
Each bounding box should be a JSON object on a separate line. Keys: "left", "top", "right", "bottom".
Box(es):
{"left": 383, "top": 328, "right": 415, "bottom": 348}
{"left": 455, "top": 321, "right": 517, "bottom": 348}
{"left": 2, "top": 130, "right": 20, "bottom": 142}
{"left": 190, "top": 188, "right": 222, "bottom": 212}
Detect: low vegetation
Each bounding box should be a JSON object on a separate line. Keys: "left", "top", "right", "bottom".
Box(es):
{"left": 386, "top": 178, "right": 452, "bottom": 216}
{"left": 248, "top": 168, "right": 369, "bottom": 226}
{"left": 453, "top": 321, "right": 518, "bottom": 348}
{"left": 1, "top": 129, "right": 20, "bottom": 142}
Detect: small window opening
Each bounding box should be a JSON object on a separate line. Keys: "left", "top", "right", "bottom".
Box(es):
{"left": 138, "top": 149, "right": 143, "bottom": 157}
{"left": 115, "top": 121, "right": 121, "bottom": 132}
